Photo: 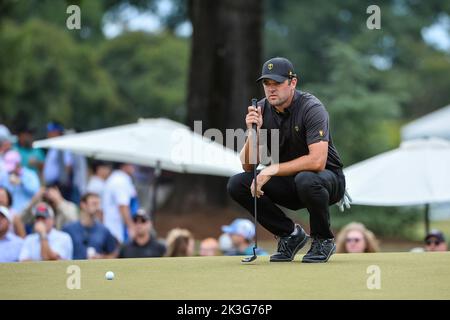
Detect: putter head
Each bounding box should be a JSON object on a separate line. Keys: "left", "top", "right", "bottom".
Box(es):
{"left": 241, "top": 247, "right": 257, "bottom": 263}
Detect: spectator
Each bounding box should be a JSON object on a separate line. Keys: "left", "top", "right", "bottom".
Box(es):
{"left": 0, "top": 186, "right": 25, "bottom": 237}
{"left": 0, "top": 150, "right": 40, "bottom": 213}
{"left": 71, "top": 152, "right": 88, "bottom": 205}
{"left": 19, "top": 202, "right": 73, "bottom": 261}
{"left": 42, "top": 122, "right": 74, "bottom": 201}
{"left": 86, "top": 160, "right": 112, "bottom": 200}
{"left": 0, "top": 124, "right": 16, "bottom": 173}
{"left": 0, "top": 206, "right": 24, "bottom": 262}
{"left": 165, "top": 228, "right": 195, "bottom": 257}
{"left": 22, "top": 185, "right": 78, "bottom": 231}
{"left": 221, "top": 219, "right": 267, "bottom": 256}
{"left": 63, "top": 193, "right": 118, "bottom": 260}
{"left": 102, "top": 162, "right": 138, "bottom": 244}
{"left": 13, "top": 126, "right": 45, "bottom": 175}
{"left": 218, "top": 232, "right": 233, "bottom": 255}
{"left": 336, "top": 222, "right": 380, "bottom": 253}
{"left": 424, "top": 229, "right": 448, "bottom": 252}
{"left": 119, "top": 208, "right": 166, "bottom": 258}
{"left": 199, "top": 237, "right": 220, "bottom": 256}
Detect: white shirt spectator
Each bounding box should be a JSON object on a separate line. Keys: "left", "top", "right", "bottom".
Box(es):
{"left": 87, "top": 176, "right": 106, "bottom": 198}
{"left": 19, "top": 229, "right": 73, "bottom": 261}
{"left": 0, "top": 232, "right": 24, "bottom": 262}
{"left": 102, "top": 170, "right": 136, "bottom": 243}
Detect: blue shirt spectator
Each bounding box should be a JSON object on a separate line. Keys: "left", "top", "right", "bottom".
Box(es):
{"left": 0, "top": 150, "right": 40, "bottom": 213}
{"left": 19, "top": 202, "right": 73, "bottom": 261}
{"left": 63, "top": 192, "right": 118, "bottom": 259}
{"left": 63, "top": 221, "right": 118, "bottom": 259}
{"left": 0, "top": 206, "right": 24, "bottom": 262}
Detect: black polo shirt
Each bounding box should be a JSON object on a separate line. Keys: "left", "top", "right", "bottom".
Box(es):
{"left": 257, "top": 90, "right": 343, "bottom": 172}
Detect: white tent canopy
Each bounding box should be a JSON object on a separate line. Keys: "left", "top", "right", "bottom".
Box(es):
{"left": 34, "top": 118, "right": 243, "bottom": 177}
{"left": 344, "top": 138, "right": 450, "bottom": 206}
{"left": 401, "top": 104, "right": 450, "bottom": 141}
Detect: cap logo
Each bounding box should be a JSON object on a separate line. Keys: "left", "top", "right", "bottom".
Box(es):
{"left": 268, "top": 63, "right": 273, "bottom": 70}
{"left": 295, "top": 126, "right": 299, "bottom": 132}
{"left": 319, "top": 130, "right": 324, "bottom": 137}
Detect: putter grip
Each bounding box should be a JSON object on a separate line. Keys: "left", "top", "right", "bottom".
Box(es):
{"left": 251, "top": 98, "right": 258, "bottom": 130}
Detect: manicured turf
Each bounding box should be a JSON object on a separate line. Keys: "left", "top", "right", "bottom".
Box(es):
{"left": 1, "top": 252, "right": 449, "bottom": 299}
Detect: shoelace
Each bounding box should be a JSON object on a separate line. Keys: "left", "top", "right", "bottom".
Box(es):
{"left": 276, "top": 236, "right": 291, "bottom": 255}
{"left": 309, "top": 238, "right": 324, "bottom": 254}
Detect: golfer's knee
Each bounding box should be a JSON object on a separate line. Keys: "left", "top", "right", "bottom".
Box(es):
{"left": 227, "top": 173, "right": 250, "bottom": 198}
{"left": 294, "top": 171, "right": 320, "bottom": 195}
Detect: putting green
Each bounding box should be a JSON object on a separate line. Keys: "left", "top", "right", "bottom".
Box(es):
{"left": 1, "top": 252, "right": 449, "bottom": 299}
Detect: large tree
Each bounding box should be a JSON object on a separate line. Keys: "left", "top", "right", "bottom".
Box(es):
{"left": 165, "top": 0, "right": 263, "bottom": 210}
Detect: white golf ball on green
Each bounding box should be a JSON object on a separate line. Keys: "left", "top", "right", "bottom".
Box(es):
{"left": 105, "top": 271, "right": 115, "bottom": 280}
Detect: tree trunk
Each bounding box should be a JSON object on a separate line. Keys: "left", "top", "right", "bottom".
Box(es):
{"left": 165, "top": 0, "right": 263, "bottom": 211}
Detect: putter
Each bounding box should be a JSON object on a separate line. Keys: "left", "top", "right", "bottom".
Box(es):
{"left": 242, "top": 98, "right": 259, "bottom": 263}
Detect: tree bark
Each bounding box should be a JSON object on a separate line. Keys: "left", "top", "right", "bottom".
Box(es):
{"left": 164, "top": 0, "right": 263, "bottom": 211}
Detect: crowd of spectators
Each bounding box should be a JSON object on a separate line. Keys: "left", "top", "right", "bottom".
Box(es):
{"left": 0, "top": 123, "right": 448, "bottom": 263}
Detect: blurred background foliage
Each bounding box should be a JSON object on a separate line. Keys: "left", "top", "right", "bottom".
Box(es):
{"left": 1, "top": 0, "right": 449, "bottom": 236}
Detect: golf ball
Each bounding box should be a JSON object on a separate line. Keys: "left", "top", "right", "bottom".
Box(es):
{"left": 105, "top": 271, "right": 114, "bottom": 280}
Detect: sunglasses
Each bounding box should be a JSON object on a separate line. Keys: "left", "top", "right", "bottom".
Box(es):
{"left": 346, "top": 238, "right": 363, "bottom": 244}
{"left": 426, "top": 240, "right": 442, "bottom": 246}
{"left": 133, "top": 218, "right": 149, "bottom": 224}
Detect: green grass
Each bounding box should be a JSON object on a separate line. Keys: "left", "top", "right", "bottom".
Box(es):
{"left": 1, "top": 252, "right": 449, "bottom": 300}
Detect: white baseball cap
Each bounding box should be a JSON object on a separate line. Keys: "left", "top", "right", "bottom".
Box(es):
{"left": 0, "top": 125, "right": 17, "bottom": 144}
{"left": 221, "top": 218, "right": 255, "bottom": 240}
{"left": 0, "top": 206, "right": 12, "bottom": 223}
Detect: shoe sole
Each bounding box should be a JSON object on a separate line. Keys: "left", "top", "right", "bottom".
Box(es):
{"left": 270, "top": 234, "right": 310, "bottom": 262}
{"left": 301, "top": 243, "right": 336, "bottom": 263}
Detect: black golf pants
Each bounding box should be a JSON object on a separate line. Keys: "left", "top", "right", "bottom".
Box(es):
{"left": 227, "top": 169, "right": 346, "bottom": 239}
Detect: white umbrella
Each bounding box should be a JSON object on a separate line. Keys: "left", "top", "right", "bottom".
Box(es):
{"left": 34, "top": 118, "right": 243, "bottom": 177}
{"left": 344, "top": 138, "right": 450, "bottom": 233}
{"left": 402, "top": 104, "right": 450, "bottom": 141}
{"left": 34, "top": 118, "right": 244, "bottom": 224}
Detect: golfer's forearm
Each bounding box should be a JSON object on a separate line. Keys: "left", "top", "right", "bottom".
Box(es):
{"left": 240, "top": 133, "right": 259, "bottom": 171}
{"left": 268, "top": 155, "right": 326, "bottom": 176}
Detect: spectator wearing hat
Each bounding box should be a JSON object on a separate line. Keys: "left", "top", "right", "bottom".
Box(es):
{"left": 165, "top": 228, "right": 195, "bottom": 257}
{"left": 119, "top": 209, "right": 166, "bottom": 258}
{"left": 199, "top": 237, "right": 220, "bottom": 256}
{"left": 21, "top": 185, "right": 78, "bottom": 231}
{"left": 13, "top": 126, "right": 45, "bottom": 175}
{"left": 63, "top": 193, "right": 118, "bottom": 260}
{"left": 425, "top": 230, "right": 448, "bottom": 252}
{"left": 218, "top": 233, "right": 234, "bottom": 255}
{"left": 0, "top": 206, "right": 24, "bottom": 262}
{"left": 102, "top": 162, "right": 138, "bottom": 244}
{"left": 221, "top": 218, "right": 267, "bottom": 256}
{"left": 42, "top": 122, "right": 75, "bottom": 201}
{"left": 19, "top": 202, "right": 73, "bottom": 261}
{"left": 0, "top": 150, "right": 40, "bottom": 214}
